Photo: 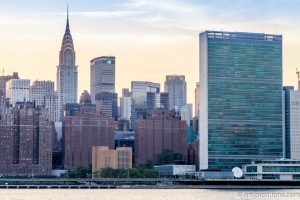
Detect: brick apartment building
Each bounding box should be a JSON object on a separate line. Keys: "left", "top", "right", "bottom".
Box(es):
{"left": 63, "top": 105, "right": 116, "bottom": 169}
{"left": 0, "top": 102, "right": 53, "bottom": 176}
{"left": 135, "top": 110, "right": 187, "bottom": 166}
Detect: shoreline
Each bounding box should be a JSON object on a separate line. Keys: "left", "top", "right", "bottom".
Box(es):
{"left": 0, "top": 185, "right": 300, "bottom": 189}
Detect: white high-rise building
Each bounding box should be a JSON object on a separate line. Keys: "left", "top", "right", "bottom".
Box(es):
{"left": 180, "top": 104, "right": 193, "bottom": 125}
{"left": 44, "top": 92, "right": 59, "bottom": 123}
{"left": 30, "top": 80, "right": 54, "bottom": 106}
{"left": 283, "top": 86, "right": 300, "bottom": 160}
{"left": 120, "top": 96, "right": 131, "bottom": 120}
{"left": 90, "top": 56, "right": 115, "bottom": 103}
{"left": 6, "top": 79, "right": 30, "bottom": 106}
{"left": 56, "top": 8, "right": 78, "bottom": 121}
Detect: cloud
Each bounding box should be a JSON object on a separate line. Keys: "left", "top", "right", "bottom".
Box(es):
{"left": 69, "top": 10, "right": 145, "bottom": 18}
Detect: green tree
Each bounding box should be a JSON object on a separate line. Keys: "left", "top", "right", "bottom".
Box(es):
{"left": 66, "top": 166, "right": 91, "bottom": 178}
{"left": 157, "top": 150, "right": 184, "bottom": 165}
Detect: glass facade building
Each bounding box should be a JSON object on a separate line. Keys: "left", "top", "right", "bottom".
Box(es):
{"left": 199, "top": 31, "right": 283, "bottom": 171}
{"left": 90, "top": 56, "right": 115, "bottom": 103}
{"left": 95, "top": 92, "right": 118, "bottom": 119}
{"left": 164, "top": 75, "right": 187, "bottom": 110}
{"left": 130, "top": 81, "right": 160, "bottom": 128}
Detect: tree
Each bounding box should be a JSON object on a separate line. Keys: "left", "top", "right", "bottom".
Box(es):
{"left": 157, "top": 150, "right": 184, "bottom": 165}
{"left": 66, "top": 166, "right": 91, "bottom": 178}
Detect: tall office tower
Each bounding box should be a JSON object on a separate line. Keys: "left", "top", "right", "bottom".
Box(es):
{"left": 199, "top": 31, "right": 283, "bottom": 171}
{"left": 0, "top": 102, "right": 53, "bottom": 176}
{"left": 154, "top": 92, "right": 169, "bottom": 110}
{"left": 44, "top": 92, "right": 59, "bottom": 122}
{"left": 30, "top": 80, "right": 54, "bottom": 106}
{"left": 283, "top": 86, "right": 300, "bottom": 160}
{"left": 180, "top": 104, "right": 193, "bottom": 125}
{"left": 135, "top": 110, "right": 187, "bottom": 166}
{"left": 95, "top": 92, "right": 118, "bottom": 119}
{"left": 131, "top": 81, "right": 160, "bottom": 128}
{"left": 120, "top": 89, "right": 131, "bottom": 120}
{"left": 56, "top": 9, "right": 78, "bottom": 121}
{"left": 164, "top": 75, "right": 187, "bottom": 110}
{"left": 90, "top": 56, "right": 115, "bottom": 103}
{"left": 0, "top": 72, "right": 19, "bottom": 99}
{"left": 63, "top": 105, "right": 116, "bottom": 169}
{"left": 6, "top": 79, "right": 30, "bottom": 106}
{"left": 195, "top": 82, "right": 200, "bottom": 117}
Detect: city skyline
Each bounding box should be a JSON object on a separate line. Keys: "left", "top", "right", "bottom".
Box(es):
{"left": 1, "top": 0, "right": 300, "bottom": 107}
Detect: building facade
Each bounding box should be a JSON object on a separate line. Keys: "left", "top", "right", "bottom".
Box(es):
{"left": 92, "top": 146, "right": 132, "bottom": 175}
{"left": 6, "top": 79, "right": 30, "bottom": 106}
{"left": 283, "top": 86, "right": 300, "bottom": 160}
{"left": 63, "top": 105, "right": 116, "bottom": 169}
{"left": 135, "top": 110, "right": 187, "bottom": 166}
{"left": 56, "top": 9, "right": 78, "bottom": 121}
{"left": 199, "top": 31, "right": 283, "bottom": 170}
{"left": 243, "top": 160, "right": 300, "bottom": 180}
{"left": 95, "top": 92, "right": 118, "bottom": 119}
{"left": 0, "top": 103, "right": 53, "bottom": 176}
{"left": 131, "top": 81, "right": 160, "bottom": 128}
{"left": 30, "top": 80, "right": 54, "bottom": 106}
{"left": 180, "top": 104, "right": 193, "bottom": 126}
{"left": 90, "top": 56, "right": 115, "bottom": 103}
{"left": 195, "top": 82, "right": 200, "bottom": 117}
{"left": 0, "top": 72, "right": 19, "bottom": 99}
{"left": 120, "top": 96, "right": 131, "bottom": 120}
{"left": 154, "top": 92, "right": 169, "bottom": 111}
{"left": 164, "top": 75, "right": 187, "bottom": 110}
{"left": 44, "top": 92, "right": 59, "bottom": 122}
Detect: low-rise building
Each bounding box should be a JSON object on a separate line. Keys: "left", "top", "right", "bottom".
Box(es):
{"left": 92, "top": 146, "right": 132, "bottom": 176}
{"left": 154, "top": 165, "right": 196, "bottom": 177}
{"left": 243, "top": 159, "right": 300, "bottom": 180}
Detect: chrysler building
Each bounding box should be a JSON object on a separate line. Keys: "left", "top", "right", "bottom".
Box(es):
{"left": 56, "top": 7, "right": 78, "bottom": 121}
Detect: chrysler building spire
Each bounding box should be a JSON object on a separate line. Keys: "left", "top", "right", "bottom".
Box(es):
{"left": 59, "top": 5, "right": 75, "bottom": 66}
{"left": 66, "top": 4, "right": 70, "bottom": 33}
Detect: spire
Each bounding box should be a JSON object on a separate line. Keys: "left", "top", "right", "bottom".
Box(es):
{"left": 66, "top": 4, "right": 70, "bottom": 33}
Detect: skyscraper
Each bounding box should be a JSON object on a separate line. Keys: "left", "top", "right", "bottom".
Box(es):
{"left": 90, "top": 56, "right": 115, "bottom": 103}
{"left": 283, "top": 86, "right": 300, "bottom": 160}
{"left": 56, "top": 8, "right": 78, "bottom": 121}
{"left": 131, "top": 81, "right": 160, "bottom": 128}
{"left": 195, "top": 82, "right": 200, "bottom": 117}
{"left": 164, "top": 75, "right": 187, "bottom": 110}
{"left": 120, "top": 88, "right": 131, "bottom": 120}
{"left": 44, "top": 91, "right": 59, "bottom": 120}
{"left": 200, "top": 31, "right": 283, "bottom": 170}
{"left": 30, "top": 80, "right": 54, "bottom": 106}
{"left": 95, "top": 92, "right": 118, "bottom": 119}
{"left": 180, "top": 104, "right": 193, "bottom": 125}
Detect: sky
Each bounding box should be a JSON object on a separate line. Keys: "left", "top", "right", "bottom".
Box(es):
{"left": 1, "top": 0, "right": 300, "bottom": 110}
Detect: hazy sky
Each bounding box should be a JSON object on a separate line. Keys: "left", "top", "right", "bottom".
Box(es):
{"left": 0, "top": 0, "right": 300, "bottom": 109}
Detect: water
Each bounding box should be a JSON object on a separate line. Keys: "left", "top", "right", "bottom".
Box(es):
{"left": 0, "top": 189, "right": 299, "bottom": 200}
